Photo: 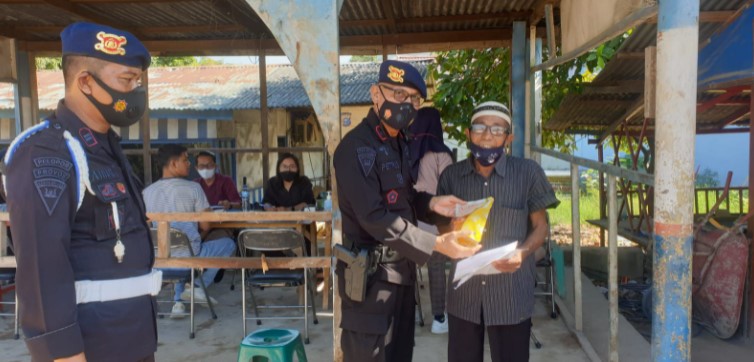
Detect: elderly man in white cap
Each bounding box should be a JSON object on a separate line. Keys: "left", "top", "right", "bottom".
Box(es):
{"left": 436, "top": 101, "right": 560, "bottom": 362}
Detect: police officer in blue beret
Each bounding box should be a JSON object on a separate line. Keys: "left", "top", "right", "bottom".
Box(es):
{"left": 4, "top": 22, "right": 158, "bottom": 362}
{"left": 333, "top": 60, "right": 480, "bottom": 361}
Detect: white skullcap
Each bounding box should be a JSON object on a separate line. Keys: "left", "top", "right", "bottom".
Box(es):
{"left": 471, "top": 101, "right": 512, "bottom": 125}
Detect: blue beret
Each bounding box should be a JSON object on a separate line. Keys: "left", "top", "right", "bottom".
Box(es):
{"left": 378, "top": 60, "right": 426, "bottom": 98}
{"left": 61, "top": 22, "right": 151, "bottom": 70}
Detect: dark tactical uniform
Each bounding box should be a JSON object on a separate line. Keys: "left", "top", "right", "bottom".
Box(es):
{"left": 334, "top": 109, "right": 438, "bottom": 362}
{"left": 5, "top": 101, "right": 157, "bottom": 361}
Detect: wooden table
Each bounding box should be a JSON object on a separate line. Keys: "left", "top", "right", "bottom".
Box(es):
{"left": 148, "top": 211, "right": 333, "bottom": 309}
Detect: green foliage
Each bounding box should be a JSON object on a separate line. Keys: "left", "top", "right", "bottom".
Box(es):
{"left": 549, "top": 191, "right": 602, "bottom": 226}
{"left": 151, "top": 56, "right": 224, "bottom": 67}
{"left": 152, "top": 56, "right": 199, "bottom": 67}
{"left": 198, "top": 57, "right": 223, "bottom": 66}
{"left": 542, "top": 32, "right": 630, "bottom": 152}
{"left": 36, "top": 57, "right": 62, "bottom": 70}
{"left": 429, "top": 31, "right": 631, "bottom": 150}
{"left": 349, "top": 55, "right": 380, "bottom": 62}
{"left": 430, "top": 48, "right": 511, "bottom": 143}
{"left": 695, "top": 167, "right": 720, "bottom": 187}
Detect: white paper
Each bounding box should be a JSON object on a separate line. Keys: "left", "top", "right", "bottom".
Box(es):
{"left": 454, "top": 198, "right": 488, "bottom": 218}
{"left": 452, "top": 242, "right": 518, "bottom": 288}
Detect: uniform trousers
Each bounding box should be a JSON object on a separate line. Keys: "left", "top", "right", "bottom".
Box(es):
{"left": 448, "top": 311, "right": 531, "bottom": 362}
{"left": 427, "top": 251, "right": 448, "bottom": 317}
{"left": 339, "top": 271, "right": 416, "bottom": 362}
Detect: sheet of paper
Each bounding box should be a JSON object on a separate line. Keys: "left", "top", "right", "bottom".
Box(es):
{"left": 452, "top": 242, "right": 518, "bottom": 288}
{"left": 454, "top": 198, "right": 488, "bottom": 218}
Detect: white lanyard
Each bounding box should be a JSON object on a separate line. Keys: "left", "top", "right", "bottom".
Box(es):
{"left": 111, "top": 201, "right": 126, "bottom": 263}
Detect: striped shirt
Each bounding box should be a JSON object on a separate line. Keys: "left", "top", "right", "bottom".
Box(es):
{"left": 143, "top": 177, "right": 210, "bottom": 256}
{"left": 437, "top": 155, "right": 559, "bottom": 325}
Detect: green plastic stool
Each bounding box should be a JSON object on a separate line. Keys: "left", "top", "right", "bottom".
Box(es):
{"left": 238, "top": 328, "right": 308, "bottom": 362}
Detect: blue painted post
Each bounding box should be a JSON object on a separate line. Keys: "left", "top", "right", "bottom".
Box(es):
{"left": 511, "top": 21, "right": 526, "bottom": 158}
{"left": 653, "top": 0, "right": 699, "bottom": 361}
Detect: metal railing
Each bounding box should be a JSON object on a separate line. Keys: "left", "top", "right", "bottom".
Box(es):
{"left": 532, "top": 145, "right": 654, "bottom": 361}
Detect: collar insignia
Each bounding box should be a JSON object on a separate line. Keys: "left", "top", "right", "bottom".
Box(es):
{"left": 95, "top": 32, "right": 127, "bottom": 56}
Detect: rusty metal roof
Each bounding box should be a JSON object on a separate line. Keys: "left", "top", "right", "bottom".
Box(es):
{"left": 0, "top": 60, "right": 431, "bottom": 112}
{"left": 545, "top": 0, "right": 751, "bottom": 136}
{"left": 1, "top": 0, "right": 555, "bottom": 55}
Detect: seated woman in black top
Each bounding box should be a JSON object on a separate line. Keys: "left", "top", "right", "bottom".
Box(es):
{"left": 263, "top": 153, "right": 316, "bottom": 211}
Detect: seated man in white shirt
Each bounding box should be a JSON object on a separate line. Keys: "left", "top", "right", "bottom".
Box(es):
{"left": 143, "top": 144, "right": 236, "bottom": 315}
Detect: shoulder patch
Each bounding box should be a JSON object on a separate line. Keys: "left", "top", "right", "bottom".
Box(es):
{"left": 357, "top": 146, "right": 377, "bottom": 177}
{"left": 32, "top": 157, "right": 72, "bottom": 215}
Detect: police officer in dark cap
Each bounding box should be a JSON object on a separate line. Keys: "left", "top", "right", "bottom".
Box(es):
{"left": 333, "top": 60, "right": 481, "bottom": 361}
{"left": 4, "top": 22, "right": 159, "bottom": 362}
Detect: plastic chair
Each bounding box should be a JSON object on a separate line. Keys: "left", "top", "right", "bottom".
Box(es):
{"left": 0, "top": 268, "right": 19, "bottom": 339}
{"left": 238, "top": 229, "right": 318, "bottom": 344}
{"left": 150, "top": 228, "right": 218, "bottom": 338}
{"left": 237, "top": 328, "right": 307, "bottom": 362}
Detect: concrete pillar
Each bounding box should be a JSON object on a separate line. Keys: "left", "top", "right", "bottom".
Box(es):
{"left": 511, "top": 21, "right": 527, "bottom": 158}
{"left": 652, "top": 0, "right": 699, "bottom": 360}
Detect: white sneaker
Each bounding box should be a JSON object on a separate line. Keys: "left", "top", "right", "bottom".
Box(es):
{"left": 431, "top": 314, "right": 449, "bottom": 334}
{"left": 181, "top": 285, "right": 218, "bottom": 305}
{"left": 170, "top": 302, "right": 186, "bottom": 319}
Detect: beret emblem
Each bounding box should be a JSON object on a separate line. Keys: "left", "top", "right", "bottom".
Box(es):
{"left": 95, "top": 31, "right": 127, "bottom": 56}
{"left": 387, "top": 65, "right": 404, "bottom": 83}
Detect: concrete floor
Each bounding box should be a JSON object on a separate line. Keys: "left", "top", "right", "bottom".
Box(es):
{"left": 0, "top": 266, "right": 589, "bottom": 362}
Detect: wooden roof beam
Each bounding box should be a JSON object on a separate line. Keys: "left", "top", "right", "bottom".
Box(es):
{"left": 12, "top": 24, "right": 247, "bottom": 35}
{"left": 379, "top": 0, "right": 398, "bottom": 34}
{"left": 583, "top": 80, "right": 644, "bottom": 94}
{"left": 529, "top": 0, "right": 559, "bottom": 26}
{"left": 716, "top": 109, "right": 750, "bottom": 129}
{"left": 646, "top": 10, "right": 736, "bottom": 24}
{"left": 19, "top": 28, "right": 532, "bottom": 55}
{"left": 697, "top": 85, "right": 749, "bottom": 113}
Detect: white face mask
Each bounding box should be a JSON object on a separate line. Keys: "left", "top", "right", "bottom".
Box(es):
{"left": 198, "top": 168, "right": 215, "bottom": 180}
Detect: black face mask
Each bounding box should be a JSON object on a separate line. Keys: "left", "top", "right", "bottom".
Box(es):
{"left": 378, "top": 88, "right": 417, "bottom": 131}
{"left": 469, "top": 141, "right": 506, "bottom": 167}
{"left": 84, "top": 74, "right": 147, "bottom": 128}
{"left": 279, "top": 171, "right": 297, "bottom": 182}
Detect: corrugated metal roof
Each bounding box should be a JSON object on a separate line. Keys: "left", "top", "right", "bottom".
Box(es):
{"left": 545, "top": 0, "right": 751, "bottom": 135}
{"left": 1, "top": 0, "right": 542, "bottom": 53}
{"left": 0, "top": 61, "right": 431, "bottom": 112}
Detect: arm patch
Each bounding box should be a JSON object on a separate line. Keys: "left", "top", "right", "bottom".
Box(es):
{"left": 357, "top": 146, "right": 377, "bottom": 177}
{"left": 32, "top": 157, "right": 72, "bottom": 216}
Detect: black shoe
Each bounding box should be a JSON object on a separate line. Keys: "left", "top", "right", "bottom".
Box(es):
{"left": 213, "top": 269, "right": 225, "bottom": 283}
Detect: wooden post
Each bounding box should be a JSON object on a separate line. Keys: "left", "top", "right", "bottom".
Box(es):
{"left": 260, "top": 50, "right": 270, "bottom": 186}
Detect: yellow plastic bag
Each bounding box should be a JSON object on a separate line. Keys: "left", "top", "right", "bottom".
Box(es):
{"left": 458, "top": 197, "right": 494, "bottom": 247}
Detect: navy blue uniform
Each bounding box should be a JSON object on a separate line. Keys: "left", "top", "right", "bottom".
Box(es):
{"left": 334, "top": 109, "right": 437, "bottom": 362}
{"left": 5, "top": 101, "right": 157, "bottom": 361}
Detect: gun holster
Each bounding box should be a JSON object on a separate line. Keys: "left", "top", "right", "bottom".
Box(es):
{"left": 334, "top": 244, "right": 371, "bottom": 302}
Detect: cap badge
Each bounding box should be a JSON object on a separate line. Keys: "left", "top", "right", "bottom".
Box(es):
{"left": 113, "top": 99, "right": 127, "bottom": 112}
{"left": 387, "top": 65, "right": 404, "bottom": 83}
{"left": 95, "top": 32, "right": 127, "bottom": 56}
